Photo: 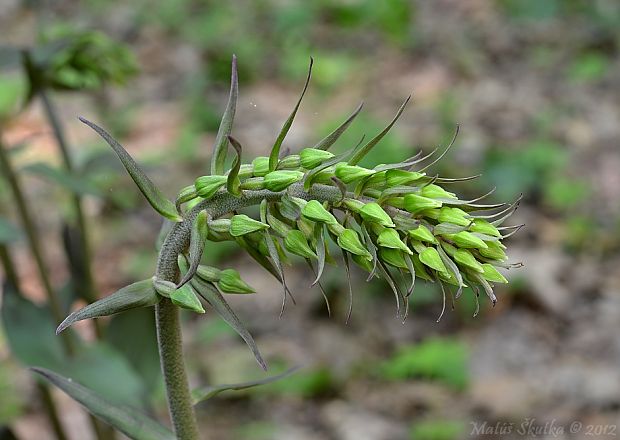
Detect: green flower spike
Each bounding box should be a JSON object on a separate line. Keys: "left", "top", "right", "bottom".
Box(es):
{"left": 300, "top": 148, "right": 335, "bottom": 169}
{"left": 337, "top": 229, "right": 372, "bottom": 260}
{"left": 360, "top": 202, "right": 395, "bottom": 227}
{"left": 230, "top": 214, "right": 270, "bottom": 236}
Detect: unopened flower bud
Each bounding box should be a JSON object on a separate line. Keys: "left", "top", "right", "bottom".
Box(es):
{"left": 302, "top": 200, "right": 338, "bottom": 225}
{"left": 152, "top": 277, "right": 176, "bottom": 298}
{"left": 451, "top": 231, "right": 488, "bottom": 249}
{"left": 470, "top": 219, "right": 501, "bottom": 238}
{"left": 300, "top": 148, "right": 334, "bottom": 169}
{"left": 337, "top": 229, "right": 372, "bottom": 260}
{"left": 481, "top": 264, "right": 508, "bottom": 283}
{"left": 418, "top": 247, "right": 448, "bottom": 273}
{"left": 412, "top": 254, "right": 433, "bottom": 281}
{"left": 264, "top": 170, "right": 304, "bottom": 192}
{"left": 363, "top": 170, "right": 387, "bottom": 188}
{"left": 171, "top": 284, "right": 205, "bottom": 313}
{"left": 278, "top": 154, "right": 301, "bottom": 169}
{"left": 438, "top": 207, "right": 471, "bottom": 227}
{"left": 379, "top": 248, "right": 408, "bottom": 269}
{"left": 403, "top": 194, "right": 442, "bottom": 213}
{"left": 195, "top": 175, "right": 227, "bottom": 199}
{"left": 420, "top": 184, "right": 457, "bottom": 200}
{"left": 408, "top": 224, "right": 437, "bottom": 244}
{"left": 479, "top": 241, "right": 507, "bottom": 261}
{"left": 176, "top": 185, "right": 198, "bottom": 205}
{"left": 453, "top": 249, "right": 484, "bottom": 273}
{"left": 334, "top": 163, "right": 375, "bottom": 184}
{"left": 239, "top": 177, "right": 266, "bottom": 190}
{"left": 284, "top": 229, "right": 317, "bottom": 259}
{"left": 377, "top": 228, "right": 412, "bottom": 255}
{"left": 208, "top": 218, "right": 232, "bottom": 233}
{"left": 252, "top": 156, "right": 270, "bottom": 177}
{"left": 230, "top": 214, "right": 269, "bottom": 236}
{"left": 196, "top": 265, "right": 221, "bottom": 282}
{"left": 360, "top": 202, "right": 395, "bottom": 227}
{"left": 385, "top": 169, "right": 425, "bottom": 187}
{"left": 352, "top": 253, "right": 374, "bottom": 272}
{"left": 218, "top": 268, "right": 255, "bottom": 293}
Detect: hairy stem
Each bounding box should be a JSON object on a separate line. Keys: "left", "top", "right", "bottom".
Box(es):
{"left": 153, "top": 183, "right": 345, "bottom": 439}
{"left": 155, "top": 298, "right": 200, "bottom": 440}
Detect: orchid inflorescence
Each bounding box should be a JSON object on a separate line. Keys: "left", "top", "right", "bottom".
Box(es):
{"left": 59, "top": 56, "right": 521, "bottom": 370}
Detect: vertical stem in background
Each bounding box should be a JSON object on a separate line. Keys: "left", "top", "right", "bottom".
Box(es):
{"left": 0, "top": 138, "right": 71, "bottom": 352}
{"left": 156, "top": 298, "right": 200, "bottom": 440}
{"left": 39, "top": 90, "right": 103, "bottom": 338}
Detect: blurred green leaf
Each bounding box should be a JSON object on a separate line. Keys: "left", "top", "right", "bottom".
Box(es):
{"left": 568, "top": 52, "right": 609, "bottom": 83}
{"left": 0, "top": 359, "right": 25, "bottom": 424}
{"left": 32, "top": 368, "right": 174, "bottom": 440}
{"left": 259, "top": 366, "right": 333, "bottom": 398}
{"left": 410, "top": 420, "right": 465, "bottom": 440}
{"left": 22, "top": 162, "right": 103, "bottom": 197}
{"left": 0, "top": 218, "right": 22, "bottom": 244}
{"left": 0, "top": 73, "right": 26, "bottom": 119}
{"left": 378, "top": 337, "right": 469, "bottom": 390}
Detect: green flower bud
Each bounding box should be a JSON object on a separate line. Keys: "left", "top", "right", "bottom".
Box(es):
{"left": 171, "top": 284, "right": 205, "bottom": 313}
{"left": 299, "top": 148, "right": 335, "bottom": 169}
{"left": 278, "top": 154, "right": 301, "bottom": 169}
{"left": 176, "top": 185, "right": 198, "bottom": 205}
{"left": 377, "top": 228, "right": 413, "bottom": 255}
{"left": 418, "top": 247, "right": 448, "bottom": 273}
{"left": 385, "top": 169, "right": 426, "bottom": 187}
{"left": 195, "top": 175, "right": 227, "bottom": 199}
{"left": 438, "top": 270, "right": 462, "bottom": 287}
{"left": 440, "top": 241, "right": 458, "bottom": 257}
{"left": 360, "top": 202, "right": 395, "bottom": 227}
{"left": 312, "top": 166, "right": 336, "bottom": 184}
{"left": 252, "top": 156, "right": 270, "bottom": 177}
{"left": 411, "top": 254, "right": 433, "bottom": 281}
{"left": 152, "top": 278, "right": 176, "bottom": 298}
{"left": 296, "top": 217, "right": 315, "bottom": 239}
{"left": 284, "top": 229, "right": 317, "bottom": 259}
{"left": 420, "top": 184, "right": 457, "bottom": 200}
{"left": 230, "top": 214, "right": 269, "bottom": 236}
{"left": 470, "top": 219, "right": 501, "bottom": 238}
{"left": 363, "top": 170, "right": 387, "bottom": 188}
{"left": 408, "top": 225, "right": 437, "bottom": 244}
{"left": 266, "top": 213, "right": 292, "bottom": 236}
{"left": 302, "top": 200, "right": 338, "bottom": 225}
{"left": 403, "top": 194, "right": 442, "bottom": 213}
{"left": 479, "top": 241, "right": 507, "bottom": 261}
{"left": 352, "top": 253, "right": 374, "bottom": 272}
{"left": 438, "top": 207, "right": 471, "bottom": 227}
{"left": 218, "top": 268, "right": 255, "bottom": 293}
{"left": 337, "top": 229, "right": 372, "bottom": 260}
{"left": 453, "top": 249, "right": 484, "bottom": 273}
{"left": 481, "top": 264, "right": 508, "bottom": 283}
{"left": 239, "top": 177, "right": 266, "bottom": 190}
{"left": 208, "top": 218, "right": 232, "bottom": 233}
{"left": 264, "top": 170, "right": 304, "bottom": 192}
{"left": 334, "top": 162, "right": 375, "bottom": 184}
{"left": 420, "top": 208, "right": 441, "bottom": 220}
{"left": 451, "top": 231, "right": 488, "bottom": 249}
{"left": 385, "top": 197, "right": 405, "bottom": 209}
{"left": 196, "top": 265, "right": 221, "bottom": 282}
{"left": 379, "top": 248, "right": 408, "bottom": 269}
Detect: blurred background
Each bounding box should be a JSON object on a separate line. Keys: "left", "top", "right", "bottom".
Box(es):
{"left": 0, "top": 1, "right": 619, "bottom": 439}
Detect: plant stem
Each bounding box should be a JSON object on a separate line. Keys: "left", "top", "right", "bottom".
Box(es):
{"left": 155, "top": 298, "right": 200, "bottom": 440}
{"left": 0, "top": 138, "right": 73, "bottom": 353}
{"left": 153, "top": 183, "right": 348, "bottom": 438}
{"left": 39, "top": 89, "right": 103, "bottom": 338}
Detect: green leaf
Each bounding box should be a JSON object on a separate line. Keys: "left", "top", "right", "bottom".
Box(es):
{"left": 191, "top": 367, "right": 299, "bottom": 404}
{"left": 78, "top": 117, "right": 182, "bottom": 222}
{"left": 22, "top": 162, "right": 103, "bottom": 197}
{"left": 211, "top": 55, "right": 238, "bottom": 175}
{"left": 348, "top": 95, "right": 410, "bottom": 166}
{"left": 177, "top": 211, "right": 209, "bottom": 288}
{"left": 268, "top": 58, "right": 313, "bottom": 172}
{"left": 31, "top": 368, "right": 174, "bottom": 440}
{"left": 226, "top": 135, "right": 243, "bottom": 196}
{"left": 312, "top": 102, "right": 363, "bottom": 151}
{"left": 191, "top": 277, "right": 267, "bottom": 370}
{"left": 56, "top": 279, "right": 160, "bottom": 334}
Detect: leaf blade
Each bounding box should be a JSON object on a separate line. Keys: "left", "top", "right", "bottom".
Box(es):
{"left": 211, "top": 55, "right": 238, "bottom": 175}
